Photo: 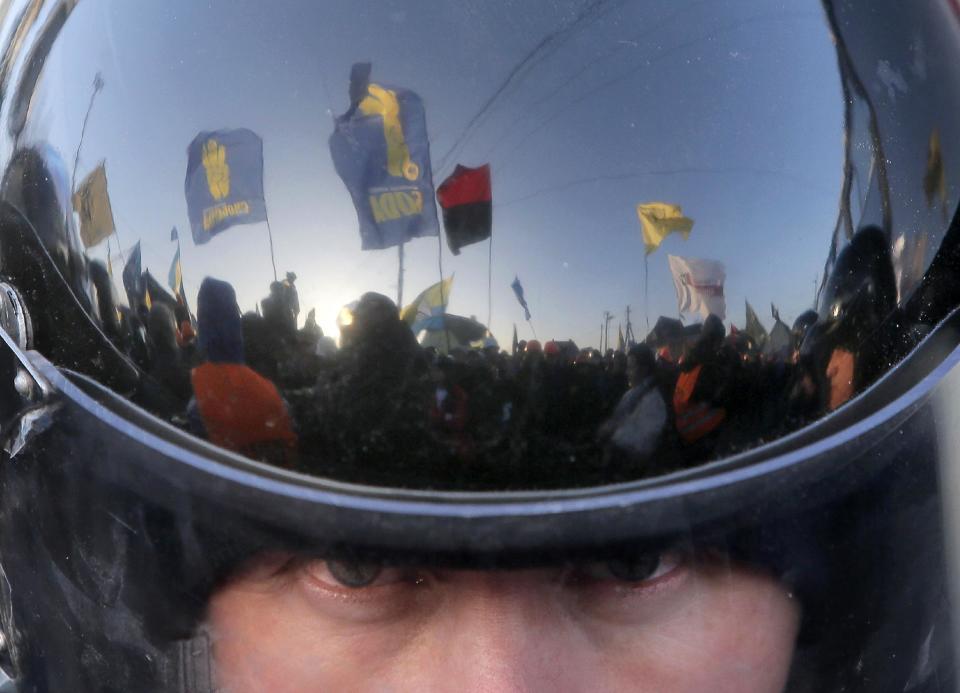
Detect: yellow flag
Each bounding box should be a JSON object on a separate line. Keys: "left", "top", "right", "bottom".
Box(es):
{"left": 924, "top": 129, "right": 947, "bottom": 220}
{"left": 72, "top": 162, "right": 116, "bottom": 248}
{"left": 401, "top": 276, "right": 453, "bottom": 328}
{"left": 637, "top": 202, "right": 694, "bottom": 256}
{"left": 144, "top": 286, "right": 153, "bottom": 311}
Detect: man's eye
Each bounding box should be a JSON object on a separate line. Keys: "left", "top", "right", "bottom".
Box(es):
{"left": 579, "top": 551, "right": 682, "bottom": 584}
{"left": 319, "top": 559, "right": 384, "bottom": 588}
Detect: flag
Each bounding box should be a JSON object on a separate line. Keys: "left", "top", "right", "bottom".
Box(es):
{"left": 185, "top": 128, "right": 267, "bottom": 245}
{"left": 170, "top": 226, "right": 179, "bottom": 242}
{"left": 637, "top": 203, "right": 694, "bottom": 256}
{"left": 764, "top": 304, "right": 792, "bottom": 360}
{"left": 72, "top": 162, "right": 115, "bottom": 248}
{"left": 122, "top": 241, "right": 142, "bottom": 308}
{"left": 511, "top": 276, "right": 531, "bottom": 321}
{"left": 168, "top": 247, "right": 183, "bottom": 297}
{"left": 924, "top": 129, "right": 947, "bottom": 219}
{"left": 143, "top": 270, "right": 178, "bottom": 310}
{"left": 437, "top": 164, "right": 492, "bottom": 255}
{"left": 512, "top": 323, "right": 518, "bottom": 356}
{"left": 617, "top": 325, "right": 625, "bottom": 352}
{"left": 400, "top": 277, "right": 453, "bottom": 333}
{"left": 744, "top": 300, "right": 768, "bottom": 348}
{"left": 667, "top": 255, "right": 726, "bottom": 320}
{"left": 329, "top": 63, "right": 440, "bottom": 250}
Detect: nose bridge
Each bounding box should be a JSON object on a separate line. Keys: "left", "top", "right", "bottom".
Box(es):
{"left": 435, "top": 574, "right": 566, "bottom": 693}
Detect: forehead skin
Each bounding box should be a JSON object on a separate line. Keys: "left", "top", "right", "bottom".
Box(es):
{"left": 207, "top": 558, "right": 800, "bottom": 692}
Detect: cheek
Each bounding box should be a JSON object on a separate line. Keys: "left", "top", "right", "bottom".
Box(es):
{"left": 686, "top": 569, "right": 800, "bottom": 693}
{"left": 589, "top": 566, "right": 801, "bottom": 693}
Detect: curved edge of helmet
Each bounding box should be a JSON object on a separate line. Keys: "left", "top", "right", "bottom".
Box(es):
{"left": 13, "top": 298, "right": 959, "bottom": 559}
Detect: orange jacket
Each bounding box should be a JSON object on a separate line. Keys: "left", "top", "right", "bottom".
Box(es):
{"left": 191, "top": 363, "right": 296, "bottom": 456}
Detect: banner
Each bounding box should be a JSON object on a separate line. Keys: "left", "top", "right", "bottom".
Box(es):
{"left": 329, "top": 63, "right": 439, "bottom": 250}
{"left": 72, "top": 162, "right": 115, "bottom": 248}
{"left": 437, "top": 164, "right": 492, "bottom": 255}
{"left": 400, "top": 277, "right": 453, "bottom": 333}
{"left": 511, "top": 276, "right": 531, "bottom": 321}
{"left": 637, "top": 202, "right": 694, "bottom": 256}
{"left": 667, "top": 255, "right": 726, "bottom": 320}
{"left": 185, "top": 128, "right": 267, "bottom": 245}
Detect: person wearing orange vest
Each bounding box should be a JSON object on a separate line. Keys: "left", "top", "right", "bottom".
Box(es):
{"left": 189, "top": 277, "right": 297, "bottom": 468}
{"left": 672, "top": 314, "right": 735, "bottom": 456}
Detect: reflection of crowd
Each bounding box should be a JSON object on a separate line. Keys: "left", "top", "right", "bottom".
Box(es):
{"left": 118, "top": 230, "right": 900, "bottom": 490}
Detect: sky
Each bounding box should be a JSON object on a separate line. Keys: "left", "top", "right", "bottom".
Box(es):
{"left": 27, "top": 0, "right": 846, "bottom": 349}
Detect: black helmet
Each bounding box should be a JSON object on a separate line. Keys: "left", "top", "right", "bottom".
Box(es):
{"left": 791, "top": 309, "right": 819, "bottom": 344}
{"left": 0, "top": 0, "right": 957, "bottom": 691}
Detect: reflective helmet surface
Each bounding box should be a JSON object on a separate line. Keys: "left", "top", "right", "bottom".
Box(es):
{"left": 0, "top": 0, "right": 957, "bottom": 691}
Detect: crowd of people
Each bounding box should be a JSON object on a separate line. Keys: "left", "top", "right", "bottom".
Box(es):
{"left": 102, "top": 268, "right": 880, "bottom": 490}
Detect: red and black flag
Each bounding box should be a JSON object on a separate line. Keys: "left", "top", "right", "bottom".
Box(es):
{"left": 436, "top": 164, "right": 492, "bottom": 255}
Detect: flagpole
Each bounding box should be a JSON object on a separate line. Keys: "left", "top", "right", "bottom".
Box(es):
{"left": 603, "top": 311, "right": 613, "bottom": 354}
{"left": 70, "top": 73, "right": 104, "bottom": 195}
{"left": 177, "top": 233, "right": 183, "bottom": 296}
{"left": 260, "top": 164, "right": 279, "bottom": 283}
{"left": 487, "top": 234, "right": 493, "bottom": 332}
{"left": 110, "top": 234, "right": 126, "bottom": 268}
{"left": 173, "top": 230, "right": 189, "bottom": 313}
{"left": 643, "top": 254, "right": 650, "bottom": 332}
{"left": 436, "top": 233, "right": 450, "bottom": 353}
{"left": 264, "top": 216, "right": 279, "bottom": 283}
{"left": 397, "top": 241, "right": 405, "bottom": 307}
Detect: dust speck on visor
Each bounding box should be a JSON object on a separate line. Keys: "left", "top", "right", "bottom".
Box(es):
{"left": 1, "top": 0, "right": 959, "bottom": 493}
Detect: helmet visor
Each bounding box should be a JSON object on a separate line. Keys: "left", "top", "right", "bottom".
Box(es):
{"left": 6, "top": 0, "right": 960, "bottom": 493}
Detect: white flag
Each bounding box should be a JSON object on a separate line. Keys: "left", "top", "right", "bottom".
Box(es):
{"left": 667, "top": 255, "right": 726, "bottom": 321}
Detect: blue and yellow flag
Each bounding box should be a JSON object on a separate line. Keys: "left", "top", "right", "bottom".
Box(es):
{"left": 185, "top": 128, "right": 267, "bottom": 245}
{"left": 511, "top": 276, "right": 531, "bottom": 321}
{"left": 168, "top": 246, "right": 183, "bottom": 297}
{"left": 401, "top": 276, "right": 453, "bottom": 333}
{"left": 122, "top": 241, "right": 142, "bottom": 308}
{"left": 329, "top": 63, "right": 439, "bottom": 250}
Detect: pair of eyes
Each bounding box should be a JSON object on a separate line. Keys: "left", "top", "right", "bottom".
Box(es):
{"left": 308, "top": 550, "right": 683, "bottom": 590}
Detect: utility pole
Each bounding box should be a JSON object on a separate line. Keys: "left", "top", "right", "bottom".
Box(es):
{"left": 603, "top": 311, "right": 614, "bottom": 353}
{"left": 625, "top": 305, "right": 635, "bottom": 346}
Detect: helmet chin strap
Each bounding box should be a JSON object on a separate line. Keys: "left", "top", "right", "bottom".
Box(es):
{"left": 170, "top": 629, "right": 215, "bottom": 693}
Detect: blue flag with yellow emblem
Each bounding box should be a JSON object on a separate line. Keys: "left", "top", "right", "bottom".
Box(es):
{"left": 329, "top": 63, "right": 439, "bottom": 250}
{"left": 185, "top": 128, "right": 268, "bottom": 245}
